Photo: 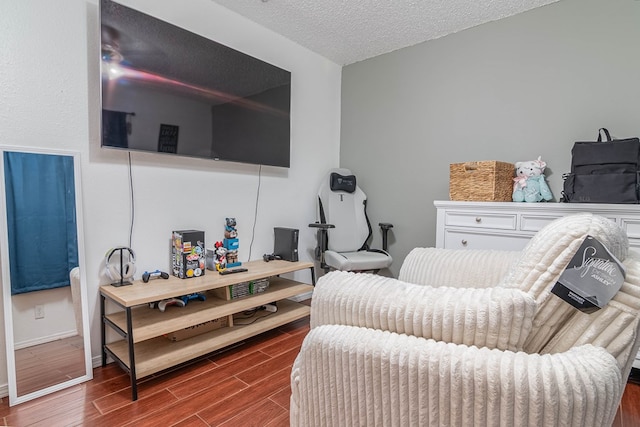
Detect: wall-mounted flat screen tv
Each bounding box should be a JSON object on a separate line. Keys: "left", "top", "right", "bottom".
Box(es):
{"left": 100, "top": 0, "right": 291, "bottom": 168}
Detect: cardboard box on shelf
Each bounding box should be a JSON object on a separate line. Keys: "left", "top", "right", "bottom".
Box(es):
{"left": 164, "top": 316, "right": 229, "bottom": 342}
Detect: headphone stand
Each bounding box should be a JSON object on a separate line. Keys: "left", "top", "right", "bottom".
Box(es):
{"left": 111, "top": 247, "right": 133, "bottom": 287}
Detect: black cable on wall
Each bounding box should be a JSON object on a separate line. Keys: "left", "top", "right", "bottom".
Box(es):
{"left": 247, "top": 165, "right": 262, "bottom": 261}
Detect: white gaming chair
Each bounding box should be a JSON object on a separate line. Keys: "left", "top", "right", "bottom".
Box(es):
{"left": 309, "top": 168, "right": 393, "bottom": 272}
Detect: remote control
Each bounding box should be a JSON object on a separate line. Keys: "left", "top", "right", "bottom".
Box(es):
{"left": 219, "top": 268, "right": 248, "bottom": 275}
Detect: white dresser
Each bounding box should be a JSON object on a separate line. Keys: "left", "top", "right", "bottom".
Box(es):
{"left": 435, "top": 200, "right": 640, "bottom": 369}
{"left": 435, "top": 200, "right": 640, "bottom": 250}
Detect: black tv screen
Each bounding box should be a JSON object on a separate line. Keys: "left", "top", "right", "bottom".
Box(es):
{"left": 100, "top": 0, "right": 291, "bottom": 168}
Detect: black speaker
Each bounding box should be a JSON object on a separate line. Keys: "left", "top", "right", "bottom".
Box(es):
{"left": 273, "top": 227, "right": 299, "bottom": 262}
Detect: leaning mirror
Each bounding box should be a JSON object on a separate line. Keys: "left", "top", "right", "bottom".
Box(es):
{"left": 0, "top": 146, "right": 92, "bottom": 406}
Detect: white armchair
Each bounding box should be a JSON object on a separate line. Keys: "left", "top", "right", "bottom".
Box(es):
{"left": 290, "top": 213, "right": 640, "bottom": 427}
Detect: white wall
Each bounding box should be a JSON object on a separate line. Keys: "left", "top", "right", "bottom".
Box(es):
{"left": 12, "top": 288, "right": 76, "bottom": 347}
{"left": 0, "top": 0, "right": 341, "bottom": 390}
{"left": 340, "top": 0, "right": 640, "bottom": 277}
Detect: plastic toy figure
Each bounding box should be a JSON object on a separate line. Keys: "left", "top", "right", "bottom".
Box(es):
{"left": 224, "top": 217, "right": 241, "bottom": 267}
{"left": 214, "top": 241, "right": 227, "bottom": 272}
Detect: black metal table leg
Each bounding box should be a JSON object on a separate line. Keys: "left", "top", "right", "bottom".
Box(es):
{"left": 100, "top": 294, "right": 107, "bottom": 367}
{"left": 126, "top": 307, "right": 138, "bottom": 401}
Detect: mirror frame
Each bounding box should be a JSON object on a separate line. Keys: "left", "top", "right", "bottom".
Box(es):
{"left": 0, "top": 146, "right": 93, "bottom": 406}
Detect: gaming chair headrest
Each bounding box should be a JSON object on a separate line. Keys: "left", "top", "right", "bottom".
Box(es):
{"left": 105, "top": 246, "right": 136, "bottom": 281}
{"left": 330, "top": 172, "right": 357, "bottom": 193}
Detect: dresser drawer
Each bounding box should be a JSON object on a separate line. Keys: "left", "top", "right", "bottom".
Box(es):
{"left": 443, "top": 230, "right": 530, "bottom": 251}
{"left": 520, "top": 214, "right": 562, "bottom": 232}
{"left": 621, "top": 219, "right": 640, "bottom": 243}
{"left": 444, "top": 212, "right": 516, "bottom": 230}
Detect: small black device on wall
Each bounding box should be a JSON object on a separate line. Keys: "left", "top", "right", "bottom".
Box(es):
{"left": 273, "top": 227, "right": 299, "bottom": 262}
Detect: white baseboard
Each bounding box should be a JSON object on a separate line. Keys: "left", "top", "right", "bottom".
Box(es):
{"left": 92, "top": 354, "right": 103, "bottom": 368}
{"left": 14, "top": 330, "right": 78, "bottom": 351}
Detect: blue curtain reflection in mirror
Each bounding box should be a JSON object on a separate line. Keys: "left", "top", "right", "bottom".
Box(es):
{"left": 3, "top": 152, "right": 78, "bottom": 295}
{"left": 102, "top": 109, "right": 129, "bottom": 148}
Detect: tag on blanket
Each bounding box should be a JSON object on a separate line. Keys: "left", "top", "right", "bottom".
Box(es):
{"left": 551, "top": 235, "right": 626, "bottom": 313}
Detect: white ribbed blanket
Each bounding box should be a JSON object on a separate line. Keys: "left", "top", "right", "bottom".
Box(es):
{"left": 502, "top": 213, "right": 630, "bottom": 353}
{"left": 399, "top": 248, "right": 520, "bottom": 289}
{"left": 291, "top": 325, "right": 622, "bottom": 427}
{"left": 312, "top": 271, "right": 535, "bottom": 352}
{"left": 292, "top": 214, "right": 640, "bottom": 427}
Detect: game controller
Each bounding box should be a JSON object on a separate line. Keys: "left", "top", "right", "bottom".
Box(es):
{"left": 262, "top": 303, "right": 278, "bottom": 313}
{"left": 142, "top": 269, "right": 170, "bottom": 283}
{"left": 157, "top": 298, "right": 186, "bottom": 312}
{"left": 263, "top": 253, "right": 282, "bottom": 262}
{"left": 179, "top": 293, "right": 207, "bottom": 305}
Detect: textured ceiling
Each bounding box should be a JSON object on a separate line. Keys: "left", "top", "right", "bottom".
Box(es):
{"left": 211, "top": 0, "right": 560, "bottom": 65}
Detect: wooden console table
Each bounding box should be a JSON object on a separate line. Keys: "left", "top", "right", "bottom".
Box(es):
{"left": 100, "top": 260, "right": 314, "bottom": 400}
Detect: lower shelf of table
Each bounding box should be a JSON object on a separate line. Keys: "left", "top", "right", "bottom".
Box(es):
{"left": 105, "top": 299, "right": 310, "bottom": 378}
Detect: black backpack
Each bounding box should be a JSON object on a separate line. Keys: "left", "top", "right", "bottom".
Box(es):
{"left": 562, "top": 128, "right": 640, "bottom": 203}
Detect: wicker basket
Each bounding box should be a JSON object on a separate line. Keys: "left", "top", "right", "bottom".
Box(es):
{"left": 449, "top": 161, "right": 514, "bottom": 202}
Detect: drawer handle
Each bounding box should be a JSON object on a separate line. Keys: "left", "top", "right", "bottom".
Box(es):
{"left": 475, "top": 217, "right": 482, "bottom": 223}
{"left": 461, "top": 239, "right": 468, "bottom": 246}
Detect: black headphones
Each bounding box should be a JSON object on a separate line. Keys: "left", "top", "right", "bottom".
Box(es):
{"left": 105, "top": 247, "right": 136, "bottom": 281}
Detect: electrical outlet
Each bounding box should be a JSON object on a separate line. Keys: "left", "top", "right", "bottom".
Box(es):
{"left": 34, "top": 305, "right": 44, "bottom": 319}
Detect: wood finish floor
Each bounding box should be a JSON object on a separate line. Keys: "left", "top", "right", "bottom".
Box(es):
{"left": 0, "top": 311, "right": 639, "bottom": 426}
{"left": 0, "top": 316, "right": 310, "bottom": 427}
{"left": 15, "top": 335, "right": 86, "bottom": 397}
